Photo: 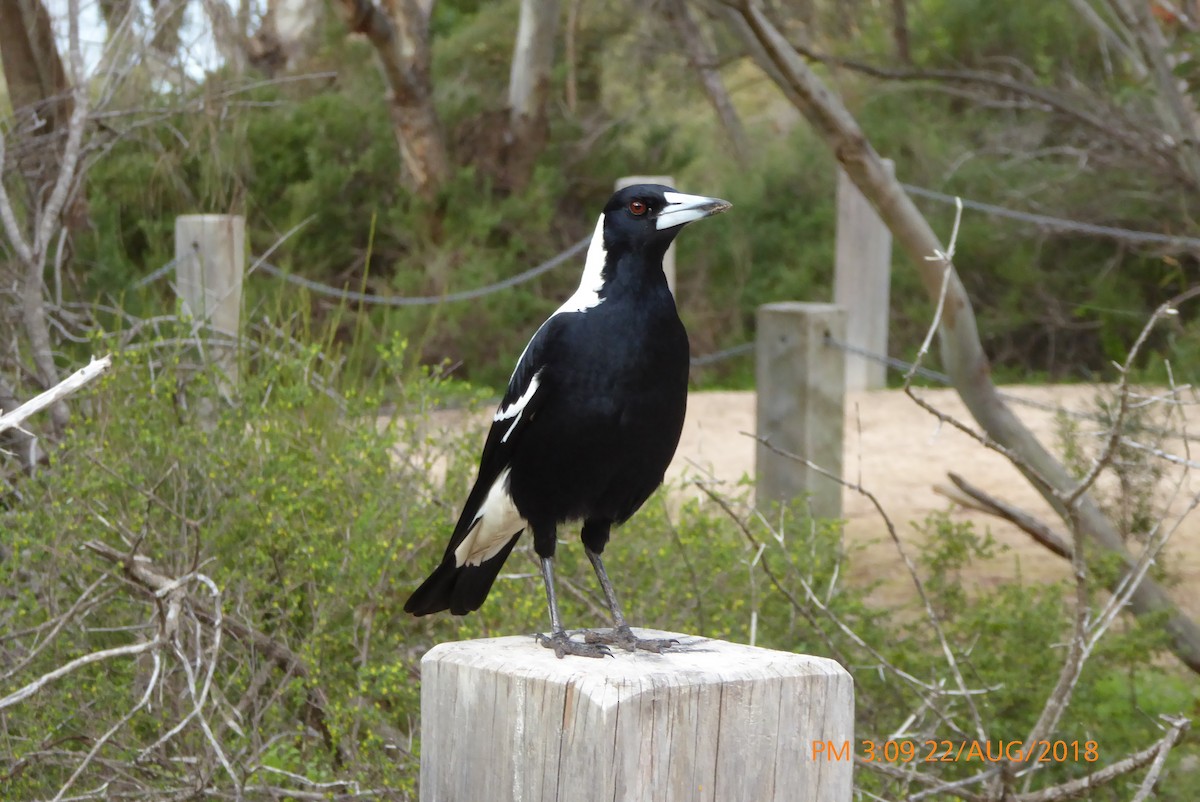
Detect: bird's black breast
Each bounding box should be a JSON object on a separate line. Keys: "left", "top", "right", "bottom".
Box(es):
{"left": 506, "top": 287, "right": 689, "bottom": 526}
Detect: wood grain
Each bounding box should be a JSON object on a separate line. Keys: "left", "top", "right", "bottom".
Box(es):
{"left": 419, "top": 630, "right": 853, "bottom": 801}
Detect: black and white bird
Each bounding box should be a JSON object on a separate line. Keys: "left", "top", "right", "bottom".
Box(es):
{"left": 404, "top": 184, "right": 731, "bottom": 657}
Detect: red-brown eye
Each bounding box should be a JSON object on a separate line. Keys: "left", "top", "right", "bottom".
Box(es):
{"left": 629, "top": 200, "right": 647, "bottom": 216}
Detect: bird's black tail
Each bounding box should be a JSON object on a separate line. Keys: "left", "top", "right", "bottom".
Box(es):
{"left": 404, "top": 532, "right": 523, "bottom": 616}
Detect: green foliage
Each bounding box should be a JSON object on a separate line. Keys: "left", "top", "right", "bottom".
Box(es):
{"left": 1057, "top": 389, "right": 1170, "bottom": 543}
{"left": 861, "top": 512, "right": 1199, "bottom": 798}
{"left": 3, "top": 346, "right": 1196, "bottom": 796}
{"left": 910, "top": 0, "right": 1107, "bottom": 77}
{"left": 0, "top": 331, "right": 475, "bottom": 797}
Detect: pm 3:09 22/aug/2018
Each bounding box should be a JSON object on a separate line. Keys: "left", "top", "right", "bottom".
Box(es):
{"left": 810, "top": 739, "right": 1100, "bottom": 763}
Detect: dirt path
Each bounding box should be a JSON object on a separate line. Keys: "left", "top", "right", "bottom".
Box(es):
{"left": 416, "top": 385, "right": 1199, "bottom": 618}
{"left": 670, "top": 386, "right": 1200, "bottom": 617}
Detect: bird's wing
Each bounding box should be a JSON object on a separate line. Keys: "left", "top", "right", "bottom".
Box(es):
{"left": 437, "top": 316, "right": 561, "bottom": 560}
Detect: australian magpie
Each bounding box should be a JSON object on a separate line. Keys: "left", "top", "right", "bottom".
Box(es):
{"left": 404, "top": 184, "right": 731, "bottom": 657}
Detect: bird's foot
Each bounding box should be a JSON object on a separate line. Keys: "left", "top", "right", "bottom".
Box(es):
{"left": 584, "top": 625, "right": 677, "bottom": 654}
{"left": 537, "top": 630, "right": 612, "bottom": 659}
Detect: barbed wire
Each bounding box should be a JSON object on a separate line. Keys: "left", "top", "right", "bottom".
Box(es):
{"left": 902, "top": 184, "right": 1200, "bottom": 250}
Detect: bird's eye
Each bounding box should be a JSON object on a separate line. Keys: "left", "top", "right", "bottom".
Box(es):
{"left": 628, "top": 200, "right": 647, "bottom": 216}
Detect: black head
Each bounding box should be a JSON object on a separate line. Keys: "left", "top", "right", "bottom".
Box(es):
{"left": 601, "top": 184, "right": 731, "bottom": 261}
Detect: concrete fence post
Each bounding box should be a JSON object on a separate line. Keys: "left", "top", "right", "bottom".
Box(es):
{"left": 834, "top": 159, "right": 893, "bottom": 392}
{"left": 174, "top": 214, "right": 245, "bottom": 386}
{"left": 755, "top": 302, "right": 846, "bottom": 520}
{"left": 419, "top": 630, "right": 854, "bottom": 801}
{"left": 615, "top": 175, "right": 676, "bottom": 295}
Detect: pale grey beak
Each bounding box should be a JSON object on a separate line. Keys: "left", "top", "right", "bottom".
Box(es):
{"left": 656, "top": 191, "right": 733, "bottom": 231}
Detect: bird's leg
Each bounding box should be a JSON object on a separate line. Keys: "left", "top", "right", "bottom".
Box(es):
{"left": 535, "top": 556, "right": 610, "bottom": 659}
{"left": 583, "top": 548, "right": 677, "bottom": 654}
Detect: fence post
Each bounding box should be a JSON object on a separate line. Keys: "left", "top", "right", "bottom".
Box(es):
{"left": 755, "top": 302, "right": 845, "bottom": 520}
{"left": 419, "top": 630, "right": 853, "bottom": 802}
{"left": 834, "top": 159, "right": 893, "bottom": 392}
{"left": 174, "top": 215, "right": 245, "bottom": 386}
{"left": 615, "top": 175, "right": 676, "bottom": 295}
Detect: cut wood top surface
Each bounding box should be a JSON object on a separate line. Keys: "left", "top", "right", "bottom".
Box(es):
{"left": 423, "top": 629, "right": 847, "bottom": 690}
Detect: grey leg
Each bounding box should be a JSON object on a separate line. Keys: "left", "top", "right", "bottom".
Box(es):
{"left": 583, "top": 548, "right": 677, "bottom": 654}
{"left": 536, "top": 556, "right": 610, "bottom": 659}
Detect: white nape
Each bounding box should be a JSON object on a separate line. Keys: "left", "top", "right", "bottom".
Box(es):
{"left": 555, "top": 214, "right": 607, "bottom": 314}
{"left": 505, "top": 215, "right": 608, "bottom": 381}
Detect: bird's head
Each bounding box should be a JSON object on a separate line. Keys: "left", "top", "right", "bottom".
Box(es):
{"left": 601, "top": 184, "right": 731, "bottom": 261}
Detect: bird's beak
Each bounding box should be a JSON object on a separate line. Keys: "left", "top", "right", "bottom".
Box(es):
{"left": 656, "top": 192, "right": 733, "bottom": 231}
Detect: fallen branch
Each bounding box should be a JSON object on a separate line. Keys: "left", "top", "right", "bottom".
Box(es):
{"left": 0, "top": 637, "right": 161, "bottom": 711}
{"left": 939, "top": 473, "right": 1073, "bottom": 560}
{"left": 82, "top": 539, "right": 346, "bottom": 763}
{"left": 1017, "top": 715, "right": 1189, "bottom": 802}
{"left": 0, "top": 354, "right": 112, "bottom": 435}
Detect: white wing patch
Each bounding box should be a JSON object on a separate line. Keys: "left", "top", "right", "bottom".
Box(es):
{"left": 494, "top": 370, "right": 541, "bottom": 443}
{"left": 453, "top": 468, "right": 527, "bottom": 567}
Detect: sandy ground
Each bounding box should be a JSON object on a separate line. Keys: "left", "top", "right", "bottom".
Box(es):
{"left": 414, "top": 385, "right": 1199, "bottom": 618}
{"left": 670, "top": 386, "right": 1200, "bottom": 618}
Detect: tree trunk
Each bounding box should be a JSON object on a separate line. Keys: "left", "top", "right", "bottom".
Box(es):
{"left": 505, "top": 0, "right": 559, "bottom": 190}
{"left": 337, "top": 0, "right": 450, "bottom": 199}
{"left": 202, "top": 0, "right": 249, "bottom": 74}
{"left": 0, "top": 0, "right": 90, "bottom": 430}
{"left": 890, "top": 0, "right": 910, "bottom": 63}
{"left": 728, "top": 0, "right": 1200, "bottom": 676}
{"left": 0, "top": 0, "right": 73, "bottom": 199}
{"left": 662, "top": 0, "right": 750, "bottom": 166}
{"left": 250, "top": 0, "right": 325, "bottom": 74}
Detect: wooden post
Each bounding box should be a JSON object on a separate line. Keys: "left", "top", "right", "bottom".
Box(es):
{"left": 419, "top": 630, "right": 853, "bottom": 802}
{"left": 174, "top": 215, "right": 244, "bottom": 385}
{"left": 615, "top": 175, "right": 676, "bottom": 295}
{"left": 755, "top": 302, "right": 845, "bottom": 519}
{"left": 834, "top": 159, "right": 893, "bottom": 392}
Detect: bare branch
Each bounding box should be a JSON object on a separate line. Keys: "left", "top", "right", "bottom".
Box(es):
{"left": 0, "top": 637, "right": 161, "bottom": 711}
{"left": 726, "top": 0, "right": 1200, "bottom": 676}
{"left": 942, "top": 473, "right": 1072, "bottom": 560}
{"left": 1015, "top": 715, "right": 1189, "bottom": 802}
{"left": 0, "top": 354, "right": 112, "bottom": 435}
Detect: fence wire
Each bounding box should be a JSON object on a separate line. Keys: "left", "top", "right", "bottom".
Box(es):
{"left": 902, "top": 184, "right": 1200, "bottom": 250}
{"left": 822, "top": 334, "right": 1134, "bottom": 424}
{"left": 690, "top": 342, "right": 754, "bottom": 368}
{"left": 133, "top": 183, "right": 1200, "bottom": 304}
{"left": 253, "top": 237, "right": 591, "bottom": 306}
{"left": 128, "top": 182, "right": 1200, "bottom": 375}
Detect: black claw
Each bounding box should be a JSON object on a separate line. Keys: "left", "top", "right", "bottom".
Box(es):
{"left": 583, "top": 626, "right": 677, "bottom": 654}
{"left": 537, "top": 631, "right": 612, "bottom": 659}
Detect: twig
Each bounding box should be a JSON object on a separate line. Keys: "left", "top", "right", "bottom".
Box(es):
{"left": 1129, "top": 715, "right": 1190, "bottom": 802}
{"left": 0, "top": 355, "right": 112, "bottom": 434}
{"left": 942, "top": 473, "right": 1073, "bottom": 560}
{"left": 51, "top": 652, "right": 163, "bottom": 802}
{"left": 0, "top": 638, "right": 161, "bottom": 711}
{"left": 0, "top": 578, "right": 111, "bottom": 682}
{"left": 1014, "top": 715, "right": 1189, "bottom": 802}
{"left": 744, "top": 433, "right": 990, "bottom": 743}
{"left": 82, "top": 539, "right": 346, "bottom": 762}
